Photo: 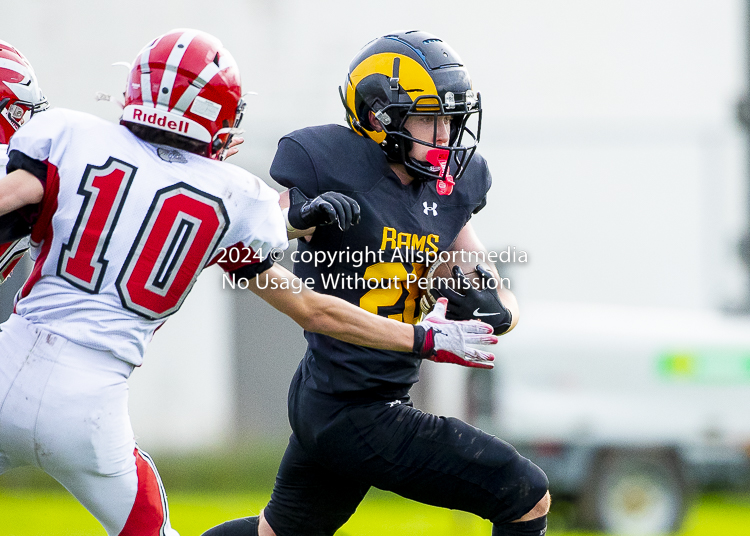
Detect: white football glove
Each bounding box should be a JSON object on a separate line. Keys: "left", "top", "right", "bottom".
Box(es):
{"left": 414, "top": 297, "right": 498, "bottom": 369}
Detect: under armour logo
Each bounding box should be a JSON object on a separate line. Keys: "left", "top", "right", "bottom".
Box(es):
{"left": 387, "top": 400, "right": 402, "bottom": 408}
{"left": 423, "top": 202, "right": 438, "bottom": 216}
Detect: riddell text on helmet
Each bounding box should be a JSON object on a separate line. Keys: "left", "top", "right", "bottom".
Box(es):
{"left": 131, "top": 109, "right": 189, "bottom": 134}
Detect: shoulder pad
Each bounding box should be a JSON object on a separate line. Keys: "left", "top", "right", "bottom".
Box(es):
{"left": 280, "top": 125, "right": 392, "bottom": 193}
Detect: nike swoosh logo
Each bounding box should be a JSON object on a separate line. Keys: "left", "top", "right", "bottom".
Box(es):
{"left": 474, "top": 308, "right": 502, "bottom": 317}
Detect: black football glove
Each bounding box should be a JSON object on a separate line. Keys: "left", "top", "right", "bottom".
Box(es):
{"left": 287, "top": 187, "right": 361, "bottom": 231}
{"left": 432, "top": 265, "right": 512, "bottom": 335}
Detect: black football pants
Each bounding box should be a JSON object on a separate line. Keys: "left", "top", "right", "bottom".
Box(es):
{"left": 263, "top": 373, "right": 548, "bottom": 536}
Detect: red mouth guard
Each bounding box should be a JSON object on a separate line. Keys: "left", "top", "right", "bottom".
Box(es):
{"left": 426, "top": 149, "right": 454, "bottom": 196}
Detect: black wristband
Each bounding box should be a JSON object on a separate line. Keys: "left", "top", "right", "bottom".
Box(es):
{"left": 413, "top": 325, "right": 426, "bottom": 354}
{"left": 287, "top": 202, "right": 308, "bottom": 230}
{"left": 413, "top": 325, "right": 435, "bottom": 358}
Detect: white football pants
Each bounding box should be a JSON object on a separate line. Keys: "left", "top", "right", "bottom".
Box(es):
{"left": 0, "top": 314, "right": 178, "bottom": 536}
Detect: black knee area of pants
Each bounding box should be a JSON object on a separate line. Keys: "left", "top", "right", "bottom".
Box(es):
{"left": 492, "top": 515, "right": 547, "bottom": 536}
{"left": 201, "top": 516, "right": 259, "bottom": 536}
{"left": 490, "top": 456, "right": 548, "bottom": 525}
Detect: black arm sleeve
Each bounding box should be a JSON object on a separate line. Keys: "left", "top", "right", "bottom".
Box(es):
{"left": 1, "top": 150, "right": 48, "bottom": 241}
{"left": 7, "top": 150, "right": 48, "bottom": 187}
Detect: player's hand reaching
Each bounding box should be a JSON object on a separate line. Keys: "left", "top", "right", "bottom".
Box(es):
{"left": 414, "top": 297, "right": 498, "bottom": 369}
{"left": 221, "top": 136, "right": 244, "bottom": 160}
{"left": 433, "top": 265, "right": 512, "bottom": 335}
{"left": 287, "top": 187, "right": 361, "bottom": 231}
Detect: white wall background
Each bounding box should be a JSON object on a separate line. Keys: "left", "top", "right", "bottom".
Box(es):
{"left": 2, "top": 0, "right": 747, "bottom": 448}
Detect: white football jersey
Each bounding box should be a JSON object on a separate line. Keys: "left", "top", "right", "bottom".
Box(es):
{"left": 8, "top": 108, "right": 288, "bottom": 365}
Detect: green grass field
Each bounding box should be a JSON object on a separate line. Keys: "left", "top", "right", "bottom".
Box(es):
{"left": 1, "top": 488, "right": 749, "bottom": 536}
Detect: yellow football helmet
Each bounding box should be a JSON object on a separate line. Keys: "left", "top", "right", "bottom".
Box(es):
{"left": 341, "top": 30, "right": 481, "bottom": 182}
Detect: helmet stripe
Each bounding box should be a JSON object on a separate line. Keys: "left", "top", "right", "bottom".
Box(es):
{"left": 172, "top": 61, "right": 220, "bottom": 115}
{"left": 0, "top": 57, "right": 46, "bottom": 111}
{"left": 157, "top": 30, "right": 199, "bottom": 111}
{"left": 138, "top": 38, "right": 161, "bottom": 107}
{"left": 0, "top": 57, "right": 30, "bottom": 79}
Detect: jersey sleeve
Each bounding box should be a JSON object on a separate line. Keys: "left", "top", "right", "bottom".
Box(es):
{"left": 7, "top": 108, "right": 70, "bottom": 168}
{"left": 4, "top": 112, "right": 69, "bottom": 237}
{"left": 269, "top": 136, "right": 320, "bottom": 198}
{"left": 211, "top": 174, "right": 289, "bottom": 274}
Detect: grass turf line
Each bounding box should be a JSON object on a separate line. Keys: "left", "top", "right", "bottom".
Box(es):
{"left": 0, "top": 489, "right": 749, "bottom": 536}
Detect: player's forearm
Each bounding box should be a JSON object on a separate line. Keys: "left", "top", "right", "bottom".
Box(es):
{"left": 249, "top": 263, "right": 414, "bottom": 352}
{"left": 0, "top": 169, "right": 44, "bottom": 216}
{"left": 301, "top": 291, "right": 414, "bottom": 351}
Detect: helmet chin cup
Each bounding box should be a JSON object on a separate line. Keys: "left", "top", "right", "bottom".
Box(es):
{"left": 425, "top": 149, "right": 449, "bottom": 175}
{"left": 425, "top": 149, "right": 455, "bottom": 195}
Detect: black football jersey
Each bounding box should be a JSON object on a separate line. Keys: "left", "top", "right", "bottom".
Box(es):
{"left": 271, "top": 124, "right": 491, "bottom": 395}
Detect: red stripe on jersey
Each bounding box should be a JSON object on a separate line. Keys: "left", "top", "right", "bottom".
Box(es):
{"left": 17, "top": 159, "right": 60, "bottom": 302}
{"left": 119, "top": 448, "right": 168, "bottom": 536}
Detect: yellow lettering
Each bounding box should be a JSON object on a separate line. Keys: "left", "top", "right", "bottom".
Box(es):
{"left": 382, "top": 228, "right": 438, "bottom": 253}
{"left": 381, "top": 227, "right": 397, "bottom": 250}
{"left": 411, "top": 234, "right": 426, "bottom": 251}
{"left": 426, "top": 234, "right": 439, "bottom": 252}
{"left": 397, "top": 232, "right": 411, "bottom": 249}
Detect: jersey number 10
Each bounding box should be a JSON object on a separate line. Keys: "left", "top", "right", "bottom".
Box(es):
{"left": 58, "top": 157, "right": 228, "bottom": 320}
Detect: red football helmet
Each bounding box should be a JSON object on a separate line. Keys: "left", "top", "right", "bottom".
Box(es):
{"left": 0, "top": 40, "right": 48, "bottom": 144}
{"left": 121, "top": 29, "right": 245, "bottom": 159}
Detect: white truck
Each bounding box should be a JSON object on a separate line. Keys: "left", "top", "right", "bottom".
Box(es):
{"left": 450, "top": 301, "right": 750, "bottom": 534}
